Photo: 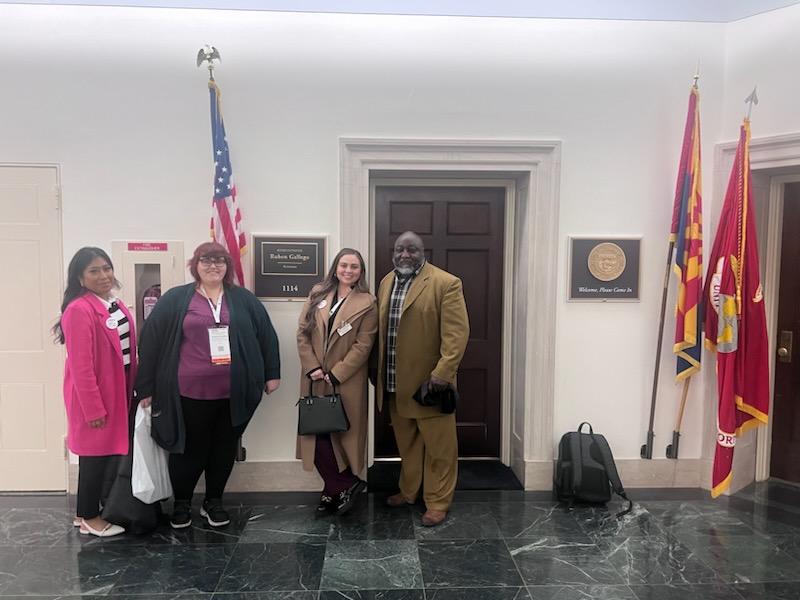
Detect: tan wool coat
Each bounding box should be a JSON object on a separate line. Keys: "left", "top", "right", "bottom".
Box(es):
{"left": 296, "top": 287, "right": 378, "bottom": 473}
{"left": 375, "top": 262, "right": 470, "bottom": 419}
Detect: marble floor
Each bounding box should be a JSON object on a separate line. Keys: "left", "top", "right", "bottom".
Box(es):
{"left": 1, "top": 481, "right": 800, "bottom": 599}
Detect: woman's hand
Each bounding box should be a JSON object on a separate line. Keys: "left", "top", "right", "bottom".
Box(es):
{"left": 308, "top": 369, "right": 325, "bottom": 381}
{"left": 265, "top": 379, "right": 281, "bottom": 394}
{"left": 88, "top": 417, "right": 106, "bottom": 429}
{"left": 139, "top": 397, "right": 152, "bottom": 408}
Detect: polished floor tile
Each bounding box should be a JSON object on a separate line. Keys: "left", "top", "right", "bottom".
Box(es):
{"left": 491, "top": 503, "right": 586, "bottom": 539}
{"left": 628, "top": 583, "right": 744, "bottom": 600}
{"left": 0, "top": 544, "right": 131, "bottom": 596}
{"left": 319, "top": 540, "right": 422, "bottom": 590}
{"left": 328, "top": 498, "right": 416, "bottom": 541}
{"left": 111, "top": 544, "right": 235, "bottom": 594}
{"left": 211, "top": 593, "right": 318, "bottom": 599}
{"left": 216, "top": 542, "right": 326, "bottom": 593}
{"left": 575, "top": 505, "right": 664, "bottom": 541}
{"left": 603, "top": 534, "right": 720, "bottom": 585}
{"left": 673, "top": 531, "right": 800, "bottom": 583}
{"left": 1, "top": 482, "right": 800, "bottom": 598}
{"left": 507, "top": 539, "right": 624, "bottom": 586}
{"left": 0, "top": 507, "right": 74, "bottom": 546}
{"left": 426, "top": 588, "right": 532, "bottom": 599}
{"left": 418, "top": 539, "right": 524, "bottom": 588}
{"left": 412, "top": 502, "right": 503, "bottom": 540}
{"left": 526, "top": 585, "right": 637, "bottom": 599}
{"left": 241, "top": 505, "right": 333, "bottom": 543}
{"left": 319, "top": 591, "right": 424, "bottom": 599}
{"left": 733, "top": 581, "right": 800, "bottom": 600}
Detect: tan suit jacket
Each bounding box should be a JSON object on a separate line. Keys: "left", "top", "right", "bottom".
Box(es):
{"left": 296, "top": 288, "right": 378, "bottom": 472}
{"left": 376, "top": 262, "right": 470, "bottom": 419}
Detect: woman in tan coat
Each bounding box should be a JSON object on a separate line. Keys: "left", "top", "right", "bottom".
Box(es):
{"left": 296, "top": 248, "right": 377, "bottom": 515}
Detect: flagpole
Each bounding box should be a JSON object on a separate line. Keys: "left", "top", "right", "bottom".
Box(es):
{"left": 744, "top": 86, "right": 758, "bottom": 119}
{"left": 666, "top": 377, "right": 691, "bottom": 458}
{"left": 196, "top": 44, "right": 221, "bottom": 82}
{"left": 641, "top": 241, "right": 674, "bottom": 459}
{"left": 196, "top": 44, "right": 246, "bottom": 462}
{"left": 662, "top": 67, "right": 703, "bottom": 460}
{"left": 642, "top": 71, "right": 702, "bottom": 460}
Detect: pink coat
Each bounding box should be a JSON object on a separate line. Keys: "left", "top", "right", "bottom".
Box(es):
{"left": 62, "top": 293, "right": 137, "bottom": 456}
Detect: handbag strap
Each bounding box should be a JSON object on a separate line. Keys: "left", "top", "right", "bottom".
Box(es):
{"left": 306, "top": 376, "right": 338, "bottom": 396}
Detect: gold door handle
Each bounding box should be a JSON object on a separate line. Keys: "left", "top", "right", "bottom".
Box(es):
{"left": 778, "top": 347, "right": 789, "bottom": 358}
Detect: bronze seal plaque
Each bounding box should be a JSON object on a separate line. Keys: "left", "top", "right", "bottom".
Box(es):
{"left": 569, "top": 237, "right": 640, "bottom": 301}
{"left": 587, "top": 242, "right": 626, "bottom": 282}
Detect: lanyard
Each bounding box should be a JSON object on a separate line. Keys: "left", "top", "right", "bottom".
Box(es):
{"left": 200, "top": 286, "right": 224, "bottom": 325}
{"left": 329, "top": 295, "right": 346, "bottom": 318}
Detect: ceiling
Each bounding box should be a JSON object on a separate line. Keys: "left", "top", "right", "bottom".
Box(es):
{"left": 3, "top": 0, "right": 799, "bottom": 22}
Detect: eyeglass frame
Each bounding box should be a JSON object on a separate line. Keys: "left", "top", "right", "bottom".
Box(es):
{"left": 198, "top": 256, "right": 228, "bottom": 266}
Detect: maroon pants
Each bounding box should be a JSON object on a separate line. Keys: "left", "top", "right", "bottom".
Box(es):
{"left": 314, "top": 434, "right": 357, "bottom": 495}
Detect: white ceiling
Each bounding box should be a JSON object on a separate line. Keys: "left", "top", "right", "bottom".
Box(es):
{"left": 3, "top": 0, "right": 799, "bottom": 22}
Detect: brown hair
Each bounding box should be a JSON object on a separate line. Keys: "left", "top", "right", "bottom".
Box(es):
{"left": 299, "top": 248, "right": 369, "bottom": 337}
{"left": 188, "top": 241, "right": 235, "bottom": 286}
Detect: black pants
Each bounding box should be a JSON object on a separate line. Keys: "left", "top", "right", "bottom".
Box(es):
{"left": 169, "top": 397, "right": 243, "bottom": 502}
{"left": 77, "top": 455, "right": 118, "bottom": 519}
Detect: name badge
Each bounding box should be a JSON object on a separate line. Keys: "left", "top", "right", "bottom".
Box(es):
{"left": 208, "top": 326, "right": 232, "bottom": 365}
{"left": 337, "top": 322, "right": 353, "bottom": 336}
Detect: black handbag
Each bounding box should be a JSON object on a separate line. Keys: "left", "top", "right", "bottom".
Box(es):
{"left": 296, "top": 378, "right": 350, "bottom": 435}
{"left": 102, "top": 451, "right": 161, "bottom": 535}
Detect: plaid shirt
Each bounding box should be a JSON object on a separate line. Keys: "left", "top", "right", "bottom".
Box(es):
{"left": 386, "top": 262, "right": 424, "bottom": 392}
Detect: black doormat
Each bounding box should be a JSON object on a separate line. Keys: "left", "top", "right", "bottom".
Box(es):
{"left": 367, "top": 460, "right": 523, "bottom": 492}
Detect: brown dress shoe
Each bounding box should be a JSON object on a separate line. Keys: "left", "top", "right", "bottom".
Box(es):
{"left": 386, "top": 493, "right": 414, "bottom": 507}
{"left": 421, "top": 509, "right": 447, "bottom": 527}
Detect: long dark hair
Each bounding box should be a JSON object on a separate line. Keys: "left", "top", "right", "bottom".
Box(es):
{"left": 300, "top": 248, "right": 369, "bottom": 337}
{"left": 52, "top": 247, "right": 118, "bottom": 344}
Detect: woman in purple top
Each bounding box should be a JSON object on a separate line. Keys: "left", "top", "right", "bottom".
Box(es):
{"left": 136, "top": 242, "right": 280, "bottom": 529}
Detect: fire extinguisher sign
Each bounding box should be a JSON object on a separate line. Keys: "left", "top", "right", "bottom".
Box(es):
{"left": 127, "top": 242, "right": 168, "bottom": 252}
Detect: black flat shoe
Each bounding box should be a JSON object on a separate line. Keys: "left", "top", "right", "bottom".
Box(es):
{"left": 316, "top": 494, "right": 336, "bottom": 514}
{"left": 335, "top": 479, "right": 367, "bottom": 516}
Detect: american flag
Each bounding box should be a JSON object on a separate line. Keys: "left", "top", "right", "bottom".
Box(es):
{"left": 209, "top": 79, "right": 246, "bottom": 286}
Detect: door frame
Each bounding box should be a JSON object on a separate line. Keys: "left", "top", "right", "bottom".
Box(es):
{"left": 710, "top": 132, "right": 800, "bottom": 490}
{"left": 757, "top": 173, "right": 800, "bottom": 481}
{"left": 0, "top": 162, "right": 66, "bottom": 491}
{"left": 339, "top": 138, "right": 561, "bottom": 487}
{"left": 369, "top": 177, "right": 516, "bottom": 463}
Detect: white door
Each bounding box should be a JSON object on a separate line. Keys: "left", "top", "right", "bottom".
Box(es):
{"left": 0, "top": 165, "right": 66, "bottom": 491}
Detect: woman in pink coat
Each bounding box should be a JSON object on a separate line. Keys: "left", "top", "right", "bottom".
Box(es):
{"left": 53, "top": 247, "right": 137, "bottom": 537}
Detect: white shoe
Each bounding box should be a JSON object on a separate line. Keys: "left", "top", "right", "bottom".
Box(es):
{"left": 79, "top": 519, "right": 125, "bottom": 537}
{"left": 73, "top": 517, "right": 82, "bottom": 527}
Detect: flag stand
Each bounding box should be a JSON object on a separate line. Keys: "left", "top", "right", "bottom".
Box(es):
{"left": 666, "top": 377, "right": 691, "bottom": 458}
{"left": 641, "top": 241, "right": 675, "bottom": 459}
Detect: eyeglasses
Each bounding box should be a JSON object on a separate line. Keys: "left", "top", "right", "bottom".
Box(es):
{"left": 199, "top": 256, "right": 227, "bottom": 266}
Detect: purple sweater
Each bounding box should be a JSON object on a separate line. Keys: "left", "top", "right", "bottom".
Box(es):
{"left": 178, "top": 291, "right": 231, "bottom": 400}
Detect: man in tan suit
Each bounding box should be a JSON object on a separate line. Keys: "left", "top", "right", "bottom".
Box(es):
{"left": 376, "top": 231, "right": 469, "bottom": 527}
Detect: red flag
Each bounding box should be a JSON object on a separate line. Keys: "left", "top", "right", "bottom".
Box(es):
{"left": 703, "top": 119, "right": 769, "bottom": 498}
{"left": 671, "top": 86, "right": 703, "bottom": 380}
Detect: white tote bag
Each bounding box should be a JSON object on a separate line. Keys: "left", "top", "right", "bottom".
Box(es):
{"left": 131, "top": 404, "right": 173, "bottom": 504}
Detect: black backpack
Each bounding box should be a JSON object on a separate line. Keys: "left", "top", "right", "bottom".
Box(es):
{"left": 554, "top": 422, "right": 633, "bottom": 517}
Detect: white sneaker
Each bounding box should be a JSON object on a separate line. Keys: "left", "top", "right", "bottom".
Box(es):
{"left": 79, "top": 519, "right": 125, "bottom": 537}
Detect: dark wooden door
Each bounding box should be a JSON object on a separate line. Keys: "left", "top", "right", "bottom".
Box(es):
{"left": 770, "top": 182, "right": 800, "bottom": 483}
{"left": 373, "top": 185, "right": 505, "bottom": 457}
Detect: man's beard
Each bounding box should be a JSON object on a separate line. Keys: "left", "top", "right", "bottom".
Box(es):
{"left": 393, "top": 259, "right": 417, "bottom": 276}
